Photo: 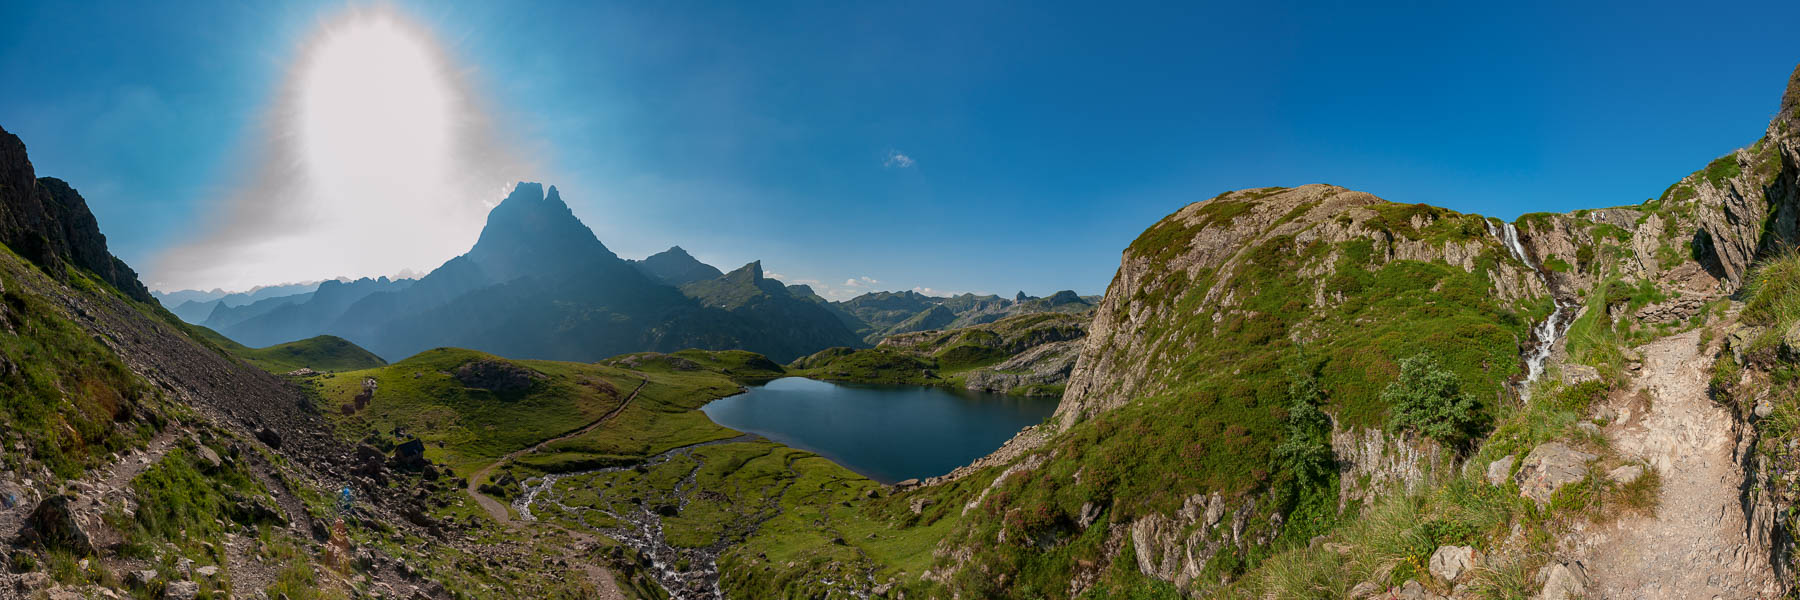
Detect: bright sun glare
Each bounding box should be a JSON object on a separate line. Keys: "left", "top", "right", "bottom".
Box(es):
{"left": 298, "top": 16, "right": 454, "bottom": 217}
{"left": 153, "top": 9, "right": 528, "bottom": 291}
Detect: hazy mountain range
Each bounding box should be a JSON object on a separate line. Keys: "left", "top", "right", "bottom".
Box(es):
{"left": 159, "top": 184, "right": 1095, "bottom": 363}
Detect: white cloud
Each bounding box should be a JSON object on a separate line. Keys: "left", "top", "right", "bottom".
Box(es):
{"left": 883, "top": 150, "right": 915, "bottom": 169}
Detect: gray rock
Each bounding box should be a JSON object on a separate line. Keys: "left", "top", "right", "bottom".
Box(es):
{"left": 1559, "top": 364, "right": 1601, "bottom": 387}
{"left": 908, "top": 496, "right": 935, "bottom": 515}
{"left": 1534, "top": 561, "right": 1589, "bottom": 600}
{"left": 1516, "top": 442, "right": 1597, "bottom": 504}
{"left": 1348, "top": 581, "right": 1382, "bottom": 599}
{"left": 130, "top": 569, "right": 158, "bottom": 586}
{"left": 1607, "top": 464, "right": 1644, "bottom": 485}
{"left": 163, "top": 580, "right": 199, "bottom": 600}
{"left": 1784, "top": 322, "right": 1800, "bottom": 361}
{"left": 1394, "top": 579, "right": 1435, "bottom": 600}
{"left": 23, "top": 494, "right": 93, "bottom": 555}
{"left": 1429, "top": 545, "right": 1475, "bottom": 582}
{"left": 195, "top": 565, "right": 219, "bottom": 578}
{"left": 1756, "top": 399, "right": 1775, "bottom": 419}
{"left": 194, "top": 445, "right": 222, "bottom": 472}
{"left": 1486, "top": 455, "right": 1516, "bottom": 487}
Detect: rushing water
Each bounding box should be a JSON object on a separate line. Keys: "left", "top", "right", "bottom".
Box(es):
{"left": 1489, "top": 220, "right": 1578, "bottom": 398}
{"left": 698, "top": 377, "right": 1058, "bottom": 484}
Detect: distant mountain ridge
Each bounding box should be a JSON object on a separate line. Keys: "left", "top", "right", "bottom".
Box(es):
{"left": 206, "top": 182, "right": 861, "bottom": 363}
{"left": 630, "top": 246, "right": 723, "bottom": 285}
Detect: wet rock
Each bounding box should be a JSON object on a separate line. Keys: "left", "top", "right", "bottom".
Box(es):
{"left": 1534, "top": 561, "right": 1589, "bottom": 600}
{"left": 1429, "top": 545, "right": 1474, "bottom": 582}
{"left": 1516, "top": 442, "right": 1596, "bottom": 504}
{"left": 22, "top": 494, "right": 93, "bottom": 555}
{"left": 1485, "top": 455, "right": 1516, "bottom": 487}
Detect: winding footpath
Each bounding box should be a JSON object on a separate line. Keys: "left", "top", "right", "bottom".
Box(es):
{"left": 1571, "top": 328, "right": 1779, "bottom": 599}
{"left": 462, "top": 376, "right": 649, "bottom": 600}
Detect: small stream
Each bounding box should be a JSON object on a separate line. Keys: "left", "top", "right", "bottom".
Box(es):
{"left": 1489, "top": 220, "right": 1579, "bottom": 398}
{"left": 512, "top": 435, "right": 763, "bottom": 599}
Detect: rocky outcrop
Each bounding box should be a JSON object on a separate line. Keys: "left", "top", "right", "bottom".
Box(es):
{"left": 960, "top": 339, "right": 1082, "bottom": 395}
{"left": 453, "top": 359, "right": 545, "bottom": 393}
{"left": 1515, "top": 442, "right": 1596, "bottom": 504}
{"left": 1128, "top": 492, "right": 1279, "bottom": 591}
{"left": 0, "top": 126, "right": 152, "bottom": 303}
{"left": 1332, "top": 427, "right": 1451, "bottom": 512}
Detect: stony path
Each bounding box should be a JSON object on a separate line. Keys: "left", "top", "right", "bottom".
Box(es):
{"left": 461, "top": 376, "right": 648, "bottom": 600}
{"left": 1573, "top": 328, "right": 1779, "bottom": 599}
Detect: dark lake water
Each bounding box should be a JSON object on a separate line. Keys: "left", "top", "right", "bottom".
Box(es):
{"left": 699, "top": 377, "right": 1059, "bottom": 484}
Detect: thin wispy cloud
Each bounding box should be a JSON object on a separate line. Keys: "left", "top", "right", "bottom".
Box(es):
{"left": 883, "top": 150, "right": 915, "bottom": 169}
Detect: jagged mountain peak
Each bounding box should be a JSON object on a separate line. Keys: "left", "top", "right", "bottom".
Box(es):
{"left": 725, "top": 260, "right": 764, "bottom": 284}
{"left": 466, "top": 181, "right": 619, "bottom": 280}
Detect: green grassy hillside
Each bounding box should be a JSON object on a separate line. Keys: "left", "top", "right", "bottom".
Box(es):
{"left": 191, "top": 327, "right": 386, "bottom": 373}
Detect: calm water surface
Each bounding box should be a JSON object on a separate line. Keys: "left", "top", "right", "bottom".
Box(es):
{"left": 699, "top": 377, "right": 1057, "bottom": 484}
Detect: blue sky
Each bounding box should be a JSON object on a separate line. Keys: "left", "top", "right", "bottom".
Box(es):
{"left": 2, "top": 1, "right": 1798, "bottom": 298}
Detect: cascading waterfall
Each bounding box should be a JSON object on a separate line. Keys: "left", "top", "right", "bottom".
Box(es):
{"left": 1487, "top": 220, "right": 1577, "bottom": 399}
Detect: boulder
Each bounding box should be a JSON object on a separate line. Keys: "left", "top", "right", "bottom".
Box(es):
{"left": 1535, "top": 561, "right": 1589, "bottom": 600}
{"left": 1393, "top": 579, "right": 1438, "bottom": 600}
{"left": 22, "top": 494, "right": 94, "bottom": 555}
{"left": 129, "top": 569, "right": 158, "bottom": 586}
{"left": 1429, "top": 545, "right": 1474, "bottom": 582}
{"left": 1515, "top": 443, "right": 1596, "bottom": 504}
{"left": 909, "top": 496, "right": 936, "bottom": 515}
{"left": 393, "top": 438, "right": 427, "bottom": 470}
{"left": 1784, "top": 322, "right": 1800, "bottom": 361}
{"left": 163, "top": 580, "right": 199, "bottom": 600}
{"left": 1606, "top": 464, "right": 1644, "bottom": 485}
{"left": 254, "top": 426, "right": 282, "bottom": 449}
{"left": 1559, "top": 364, "right": 1601, "bottom": 387}
{"left": 193, "top": 445, "right": 223, "bottom": 472}
{"left": 1485, "top": 455, "right": 1516, "bottom": 487}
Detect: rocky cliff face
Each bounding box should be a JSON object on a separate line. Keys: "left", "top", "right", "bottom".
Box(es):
{"left": 1058, "top": 184, "right": 1548, "bottom": 430}
{"left": 0, "top": 126, "right": 152, "bottom": 303}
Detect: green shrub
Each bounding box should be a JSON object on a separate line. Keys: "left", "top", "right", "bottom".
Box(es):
{"left": 1384, "top": 353, "right": 1488, "bottom": 448}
